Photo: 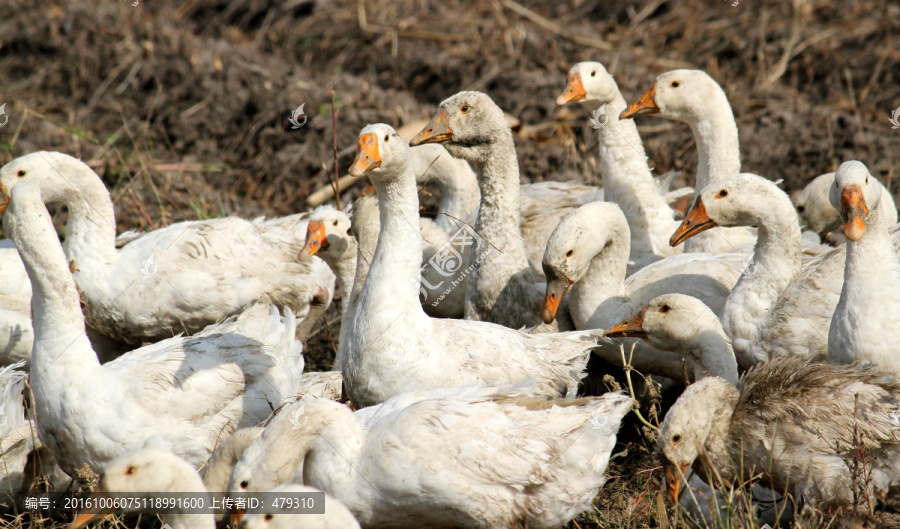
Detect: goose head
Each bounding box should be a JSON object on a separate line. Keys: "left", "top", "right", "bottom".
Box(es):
{"left": 556, "top": 62, "right": 619, "bottom": 108}
{"left": 670, "top": 173, "right": 783, "bottom": 246}
{"left": 409, "top": 91, "right": 509, "bottom": 164}
{"left": 605, "top": 294, "right": 715, "bottom": 353}
{"left": 793, "top": 172, "right": 839, "bottom": 235}
{"left": 829, "top": 160, "right": 881, "bottom": 242}
{"left": 300, "top": 206, "right": 355, "bottom": 263}
{"left": 620, "top": 70, "right": 726, "bottom": 122}
{"left": 657, "top": 377, "right": 739, "bottom": 504}
{"left": 72, "top": 441, "right": 204, "bottom": 528}
{"left": 0, "top": 151, "right": 94, "bottom": 212}
{"left": 348, "top": 124, "right": 410, "bottom": 183}
{"left": 541, "top": 201, "right": 629, "bottom": 323}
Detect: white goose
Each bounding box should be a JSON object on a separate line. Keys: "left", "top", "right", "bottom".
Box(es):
{"left": 240, "top": 484, "right": 361, "bottom": 529}
{"left": 343, "top": 124, "right": 601, "bottom": 407}
{"left": 556, "top": 61, "right": 683, "bottom": 267}
{"left": 605, "top": 294, "right": 792, "bottom": 527}
{"left": 794, "top": 170, "right": 897, "bottom": 241}
{"left": 828, "top": 161, "right": 900, "bottom": 375}
{"left": 541, "top": 201, "right": 745, "bottom": 381}
{"left": 605, "top": 294, "right": 738, "bottom": 386}
{"left": 3, "top": 180, "right": 304, "bottom": 475}
{"left": 410, "top": 91, "right": 562, "bottom": 330}
{"left": 621, "top": 70, "right": 758, "bottom": 254}
{"left": 73, "top": 442, "right": 214, "bottom": 529}
{"left": 228, "top": 387, "right": 632, "bottom": 529}
{"left": 670, "top": 173, "right": 853, "bottom": 367}
{"left": 0, "top": 151, "right": 335, "bottom": 346}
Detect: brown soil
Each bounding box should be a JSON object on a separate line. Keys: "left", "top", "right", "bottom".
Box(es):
{"left": 3, "top": 0, "right": 900, "bottom": 527}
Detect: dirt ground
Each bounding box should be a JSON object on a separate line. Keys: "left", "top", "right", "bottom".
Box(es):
{"left": 3, "top": 0, "right": 900, "bottom": 527}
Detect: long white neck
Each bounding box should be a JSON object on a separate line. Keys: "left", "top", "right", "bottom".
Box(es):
{"left": 594, "top": 96, "right": 679, "bottom": 259}
{"left": 433, "top": 167, "right": 480, "bottom": 234}
{"left": 679, "top": 326, "right": 739, "bottom": 386}
{"left": 465, "top": 129, "right": 535, "bottom": 312}
{"left": 54, "top": 170, "right": 120, "bottom": 268}
{"left": 722, "top": 196, "right": 801, "bottom": 369}
{"left": 3, "top": 186, "right": 99, "bottom": 382}
{"left": 689, "top": 99, "right": 741, "bottom": 191}
{"left": 569, "top": 218, "right": 630, "bottom": 329}
{"left": 364, "top": 168, "right": 427, "bottom": 317}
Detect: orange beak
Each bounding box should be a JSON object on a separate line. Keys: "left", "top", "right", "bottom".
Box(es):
{"left": 556, "top": 71, "right": 586, "bottom": 106}
{"left": 300, "top": 220, "right": 329, "bottom": 259}
{"left": 604, "top": 307, "right": 648, "bottom": 339}
{"left": 231, "top": 505, "right": 246, "bottom": 526}
{"left": 840, "top": 185, "right": 869, "bottom": 242}
{"left": 670, "top": 198, "right": 716, "bottom": 247}
{"left": 71, "top": 489, "right": 115, "bottom": 528}
{"left": 0, "top": 181, "right": 9, "bottom": 215}
{"left": 664, "top": 461, "right": 691, "bottom": 504}
{"left": 541, "top": 276, "right": 573, "bottom": 324}
{"left": 409, "top": 109, "right": 453, "bottom": 146}
{"left": 620, "top": 82, "right": 660, "bottom": 119}
{"left": 349, "top": 133, "right": 382, "bottom": 178}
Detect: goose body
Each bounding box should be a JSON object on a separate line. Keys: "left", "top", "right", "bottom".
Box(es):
{"left": 343, "top": 124, "right": 599, "bottom": 407}
{"left": 541, "top": 201, "right": 745, "bottom": 380}
{"left": 828, "top": 161, "right": 900, "bottom": 375}
{"left": 3, "top": 181, "right": 305, "bottom": 475}
{"left": 0, "top": 151, "right": 335, "bottom": 346}
{"left": 228, "top": 386, "right": 632, "bottom": 529}
{"left": 659, "top": 359, "right": 900, "bottom": 509}
{"left": 0, "top": 244, "right": 32, "bottom": 365}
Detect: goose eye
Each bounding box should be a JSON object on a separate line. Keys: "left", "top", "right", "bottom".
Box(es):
{"left": 384, "top": 134, "right": 389, "bottom": 142}
{"left": 460, "top": 104, "right": 470, "bottom": 113}
{"left": 660, "top": 304, "right": 671, "bottom": 313}
{"left": 333, "top": 220, "right": 338, "bottom": 226}
{"left": 240, "top": 480, "right": 249, "bottom": 489}
{"left": 125, "top": 466, "right": 136, "bottom": 475}
{"left": 565, "top": 249, "right": 574, "bottom": 258}
{"left": 671, "top": 81, "right": 680, "bottom": 88}
{"left": 347, "top": 228, "right": 353, "bottom": 236}
{"left": 672, "top": 434, "right": 681, "bottom": 443}
{"left": 797, "top": 205, "right": 805, "bottom": 213}
{"left": 264, "top": 514, "right": 274, "bottom": 521}
{"left": 717, "top": 189, "right": 728, "bottom": 198}
{"left": 591, "top": 70, "right": 596, "bottom": 77}
{"left": 17, "top": 170, "right": 26, "bottom": 178}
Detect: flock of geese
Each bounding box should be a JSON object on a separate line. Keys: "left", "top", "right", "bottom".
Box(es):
{"left": 0, "top": 60, "right": 899, "bottom": 528}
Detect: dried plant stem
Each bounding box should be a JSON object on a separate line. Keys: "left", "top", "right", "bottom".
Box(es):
{"left": 619, "top": 343, "right": 658, "bottom": 432}
{"left": 330, "top": 90, "right": 342, "bottom": 211}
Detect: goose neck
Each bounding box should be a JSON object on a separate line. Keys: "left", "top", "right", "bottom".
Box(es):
{"left": 367, "top": 169, "right": 426, "bottom": 314}
{"left": 434, "top": 170, "right": 480, "bottom": 234}
{"left": 845, "top": 207, "right": 899, "bottom": 282}
{"left": 689, "top": 108, "right": 740, "bottom": 191}
{"left": 474, "top": 132, "right": 523, "bottom": 236}
{"left": 687, "top": 329, "right": 739, "bottom": 386}
{"left": 570, "top": 222, "right": 630, "bottom": 325}
{"left": 57, "top": 174, "right": 120, "bottom": 267}
{"left": 4, "top": 187, "right": 99, "bottom": 378}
